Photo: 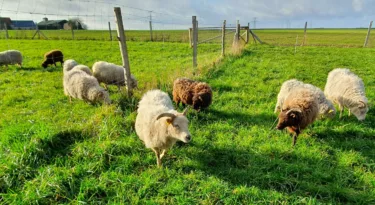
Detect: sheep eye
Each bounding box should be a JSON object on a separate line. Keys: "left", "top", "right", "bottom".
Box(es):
{"left": 174, "top": 124, "right": 180, "bottom": 128}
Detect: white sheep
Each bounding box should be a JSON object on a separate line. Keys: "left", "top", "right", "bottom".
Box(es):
{"left": 275, "top": 79, "right": 336, "bottom": 119}
{"left": 92, "top": 61, "right": 138, "bottom": 90}
{"left": 135, "top": 89, "right": 191, "bottom": 167}
{"left": 74, "top": 65, "right": 92, "bottom": 76}
{"left": 63, "top": 59, "right": 78, "bottom": 72}
{"left": 63, "top": 59, "right": 110, "bottom": 104}
{"left": 324, "top": 68, "right": 368, "bottom": 120}
{"left": 0, "top": 50, "right": 22, "bottom": 68}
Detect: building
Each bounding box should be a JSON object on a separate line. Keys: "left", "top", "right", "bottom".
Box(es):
{"left": 37, "top": 18, "right": 68, "bottom": 30}
{"left": 11, "top": 20, "right": 36, "bottom": 30}
{"left": 0, "top": 17, "right": 12, "bottom": 29}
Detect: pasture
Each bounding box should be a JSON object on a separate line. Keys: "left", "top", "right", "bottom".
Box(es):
{"left": 0, "top": 30, "right": 375, "bottom": 204}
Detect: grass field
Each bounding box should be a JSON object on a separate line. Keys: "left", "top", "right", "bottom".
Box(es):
{"left": 1, "top": 28, "right": 374, "bottom": 47}
{"left": 0, "top": 32, "right": 375, "bottom": 203}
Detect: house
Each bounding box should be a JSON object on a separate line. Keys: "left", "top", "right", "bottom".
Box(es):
{"left": 11, "top": 20, "right": 36, "bottom": 30}
{"left": 0, "top": 17, "right": 12, "bottom": 29}
{"left": 37, "top": 18, "right": 68, "bottom": 30}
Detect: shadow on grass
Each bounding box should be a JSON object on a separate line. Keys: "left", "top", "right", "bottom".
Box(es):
{"left": 1, "top": 130, "right": 90, "bottom": 193}
{"left": 182, "top": 143, "right": 373, "bottom": 204}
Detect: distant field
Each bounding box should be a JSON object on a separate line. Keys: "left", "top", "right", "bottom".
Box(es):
{"left": 0, "top": 28, "right": 374, "bottom": 47}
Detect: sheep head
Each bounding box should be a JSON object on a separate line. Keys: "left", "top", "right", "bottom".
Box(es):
{"left": 156, "top": 108, "right": 191, "bottom": 143}
{"left": 276, "top": 108, "right": 302, "bottom": 130}
{"left": 41, "top": 61, "right": 48, "bottom": 68}
{"left": 96, "top": 90, "right": 111, "bottom": 105}
{"left": 351, "top": 100, "right": 368, "bottom": 121}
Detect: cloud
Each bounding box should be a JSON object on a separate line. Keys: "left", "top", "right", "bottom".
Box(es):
{"left": 0, "top": 0, "right": 374, "bottom": 29}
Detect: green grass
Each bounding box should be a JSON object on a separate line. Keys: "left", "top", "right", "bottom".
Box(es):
{"left": 0, "top": 37, "right": 375, "bottom": 204}
{"left": 1, "top": 28, "right": 374, "bottom": 47}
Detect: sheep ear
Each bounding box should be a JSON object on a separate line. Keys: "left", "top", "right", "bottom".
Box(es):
{"left": 359, "top": 100, "right": 367, "bottom": 108}
{"left": 166, "top": 118, "right": 173, "bottom": 125}
{"left": 182, "top": 107, "right": 189, "bottom": 116}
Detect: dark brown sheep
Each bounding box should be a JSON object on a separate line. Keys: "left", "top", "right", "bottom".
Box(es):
{"left": 42, "top": 50, "right": 64, "bottom": 68}
{"left": 276, "top": 88, "right": 319, "bottom": 146}
{"left": 173, "top": 78, "right": 212, "bottom": 110}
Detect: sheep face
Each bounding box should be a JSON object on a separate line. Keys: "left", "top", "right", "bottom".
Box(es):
{"left": 350, "top": 101, "right": 368, "bottom": 121}
{"left": 42, "top": 61, "right": 48, "bottom": 68}
{"left": 192, "top": 92, "right": 212, "bottom": 110}
{"left": 157, "top": 110, "right": 191, "bottom": 143}
{"left": 276, "top": 109, "right": 302, "bottom": 130}
{"left": 96, "top": 91, "right": 111, "bottom": 105}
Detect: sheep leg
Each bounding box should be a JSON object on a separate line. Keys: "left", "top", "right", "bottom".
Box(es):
{"left": 104, "top": 84, "right": 108, "bottom": 90}
{"left": 338, "top": 104, "right": 343, "bottom": 119}
{"left": 152, "top": 148, "right": 162, "bottom": 167}
{"left": 292, "top": 129, "right": 300, "bottom": 146}
{"left": 159, "top": 149, "right": 167, "bottom": 159}
{"left": 348, "top": 109, "right": 351, "bottom": 116}
{"left": 69, "top": 96, "right": 72, "bottom": 103}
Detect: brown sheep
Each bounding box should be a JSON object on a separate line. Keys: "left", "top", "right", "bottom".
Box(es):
{"left": 173, "top": 78, "right": 212, "bottom": 111}
{"left": 276, "top": 88, "right": 319, "bottom": 146}
{"left": 42, "top": 50, "right": 64, "bottom": 68}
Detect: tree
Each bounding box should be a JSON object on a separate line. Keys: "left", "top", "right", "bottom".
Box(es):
{"left": 67, "top": 18, "right": 88, "bottom": 30}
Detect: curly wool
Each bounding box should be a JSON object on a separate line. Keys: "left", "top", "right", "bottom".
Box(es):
{"left": 92, "top": 61, "right": 137, "bottom": 89}
{"left": 0, "top": 50, "right": 22, "bottom": 67}
{"left": 172, "top": 78, "right": 212, "bottom": 110}
{"left": 42, "top": 50, "right": 64, "bottom": 68}
{"left": 324, "top": 68, "right": 368, "bottom": 120}
{"left": 63, "top": 61, "right": 110, "bottom": 104}
{"left": 275, "top": 79, "right": 336, "bottom": 119}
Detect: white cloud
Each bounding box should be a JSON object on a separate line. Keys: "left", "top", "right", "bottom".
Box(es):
{"left": 352, "top": 0, "right": 363, "bottom": 12}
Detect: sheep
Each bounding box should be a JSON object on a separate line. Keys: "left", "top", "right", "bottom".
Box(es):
{"left": 63, "top": 59, "right": 78, "bottom": 72}
{"left": 73, "top": 65, "right": 92, "bottom": 76}
{"left": 172, "top": 78, "right": 212, "bottom": 110}
{"left": 276, "top": 88, "right": 319, "bottom": 146}
{"left": 324, "top": 68, "right": 368, "bottom": 121}
{"left": 0, "top": 50, "right": 22, "bottom": 68}
{"left": 63, "top": 59, "right": 110, "bottom": 104}
{"left": 42, "top": 50, "right": 64, "bottom": 68}
{"left": 92, "top": 61, "right": 138, "bottom": 90}
{"left": 135, "top": 89, "right": 191, "bottom": 167}
{"left": 275, "top": 79, "right": 336, "bottom": 119}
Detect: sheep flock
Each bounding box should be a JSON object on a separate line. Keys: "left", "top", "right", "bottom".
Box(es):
{"left": 1, "top": 48, "right": 371, "bottom": 166}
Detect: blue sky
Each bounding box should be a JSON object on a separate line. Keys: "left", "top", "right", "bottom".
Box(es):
{"left": 0, "top": 0, "right": 374, "bottom": 29}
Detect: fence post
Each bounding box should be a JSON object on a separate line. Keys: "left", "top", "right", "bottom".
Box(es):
{"left": 192, "top": 16, "right": 198, "bottom": 68}
{"left": 236, "top": 20, "right": 240, "bottom": 41}
{"left": 302, "top": 21, "right": 307, "bottom": 46}
{"left": 4, "top": 23, "right": 9, "bottom": 39}
{"left": 364, "top": 21, "right": 373, "bottom": 47}
{"left": 108, "top": 22, "right": 112, "bottom": 41}
{"left": 246, "top": 22, "right": 249, "bottom": 43}
{"left": 221, "top": 20, "right": 226, "bottom": 57}
{"left": 188, "top": 28, "right": 192, "bottom": 48}
{"left": 114, "top": 7, "right": 133, "bottom": 96}
{"left": 71, "top": 25, "right": 75, "bottom": 40}
{"left": 149, "top": 20, "right": 153, "bottom": 41}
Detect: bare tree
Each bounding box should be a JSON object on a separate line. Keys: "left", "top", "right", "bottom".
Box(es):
{"left": 68, "top": 18, "right": 88, "bottom": 30}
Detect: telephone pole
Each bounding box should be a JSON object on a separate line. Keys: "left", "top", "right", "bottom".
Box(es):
{"left": 149, "top": 11, "right": 153, "bottom": 41}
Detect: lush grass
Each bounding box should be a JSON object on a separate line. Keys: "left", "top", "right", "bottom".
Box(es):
{"left": 0, "top": 38, "right": 375, "bottom": 204}
{"left": 1, "top": 28, "right": 374, "bottom": 47}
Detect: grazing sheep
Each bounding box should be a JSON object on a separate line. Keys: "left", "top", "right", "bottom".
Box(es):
{"left": 135, "top": 89, "right": 191, "bottom": 167}
{"left": 92, "top": 61, "right": 138, "bottom": 90}
{"left": 276, "top": 88, "right": 319, "bottom": 146}
{"left": 324, "top": 68, "right": 368, "bottom": 121}
{"left": 0, "top": 50, "right": 22, "bottom": 68}
{"left": 42, "top": 50, "right": 64, "bottom": 68}
{"left": 63, "top": 59, "right": 110, "bottom": 104}
{"left": 173, "top": 78, "right": 212, "bottom": 110}
{"left": 275, "top": 79, "right": 336, "bottom": 119}
{"left": 63, "top": 59, "right": 78, "bottom": 72}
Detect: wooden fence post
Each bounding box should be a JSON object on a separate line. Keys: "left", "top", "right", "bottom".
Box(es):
{"left": 221, "top": 20, "right": 226, "bottom": 57}
{"left": 114, "top": 7, "right": 133, "bottom": 96}
{"left": 192, "top": 16, "right": 198, "bottom": 68}
{"left": 302, "top": 21, "right": 307, "bottom": 46}
{"left": 236, "top": 20, "right": 240, "bottom": 42}
{"left": 364, "top": 21, "right": 373, "bottom": 47}
{"left": 71, "top": 25, "right": 75, "bottom": 40}
{"left": 4, "top": 23, "right": 9, "bottom": 39}
{"left": 149, "top": 20, "right": 153, "bottom": 41}
{"left": 246, "top": 22, "right": 250, "bottom": 43}
{"left": 189, "top": 28, "right": 192, "bottom": 48}
{"left": 108, "top": 22, "right": 112, "bottom": 41}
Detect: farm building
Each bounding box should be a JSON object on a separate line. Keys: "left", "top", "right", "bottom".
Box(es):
{"left": 37, "top": 18, "right": 68, "bottom": 30}
{"left": 0, "top": 17, "right": 11, "bottom": 29}
{"left": 11, "top": 20, "right": 36, "bottom": 30}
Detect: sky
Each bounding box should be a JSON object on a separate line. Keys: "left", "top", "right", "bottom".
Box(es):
{"left": 0, "top": 0, "right": 374, "bottom": 30}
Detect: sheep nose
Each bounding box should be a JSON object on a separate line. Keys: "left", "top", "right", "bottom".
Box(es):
{"left": 185, "top": 135, "right": 191, "bottom": 142}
